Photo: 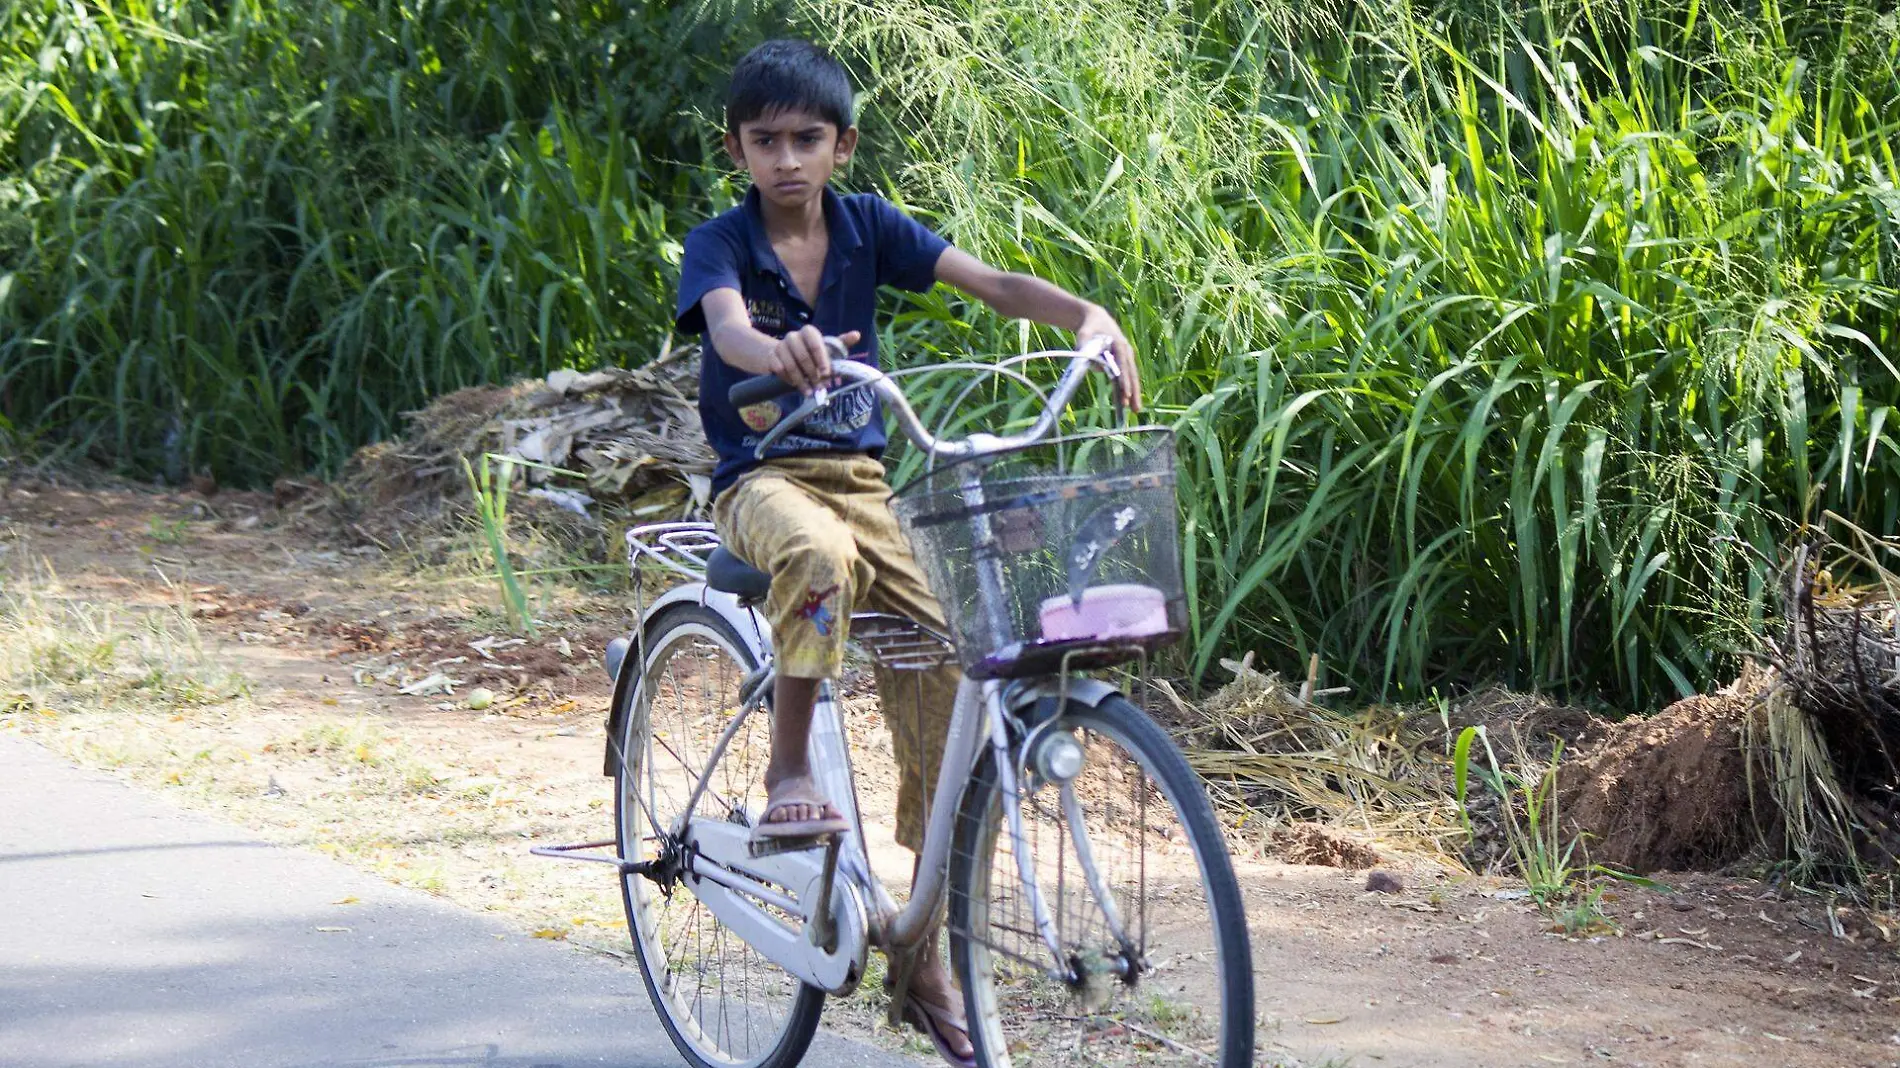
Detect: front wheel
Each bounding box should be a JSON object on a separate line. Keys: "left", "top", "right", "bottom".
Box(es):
{"left": 948, "top": 694, "right": 1254, "bottom": 1067}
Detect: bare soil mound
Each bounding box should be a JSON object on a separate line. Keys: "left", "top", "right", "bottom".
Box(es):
{"left": 1559, "top": 689, "right": 1760, "bottom": 873}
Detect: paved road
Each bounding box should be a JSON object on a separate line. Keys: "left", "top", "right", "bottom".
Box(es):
{"left": 0, "top": 734, "right": 906, "bottom": 1068}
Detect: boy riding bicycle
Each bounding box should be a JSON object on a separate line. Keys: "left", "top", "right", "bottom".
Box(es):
{"left": 673, "top": 39, "right": 1139, "bottom": 1066}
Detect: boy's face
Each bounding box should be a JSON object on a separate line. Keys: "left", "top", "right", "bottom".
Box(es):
{"left": 726, "top": 108, "right": 858, "bottom": 211}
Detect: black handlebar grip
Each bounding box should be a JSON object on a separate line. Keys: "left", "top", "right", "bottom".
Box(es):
{"left": 728, "top": 374, "right": 795, "bottom": 408}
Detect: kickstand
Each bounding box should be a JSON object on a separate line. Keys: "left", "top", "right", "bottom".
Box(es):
{"left": 881, "top": 887, "right": 948, "bottom": 1029}
{"left": 884, "top": 942, "right": 921, "bottom": 1030}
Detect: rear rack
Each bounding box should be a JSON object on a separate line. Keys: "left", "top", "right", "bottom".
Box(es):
{"left": 850, "top": 612, "right": 956, "bottom": 672}
{"left": 626, "top": 522, "right": 719, "bottom": 581}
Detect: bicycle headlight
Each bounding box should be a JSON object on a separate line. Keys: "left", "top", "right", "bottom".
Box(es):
{"left": 1032, "top": 729, "right": 1085, "bottom": 783}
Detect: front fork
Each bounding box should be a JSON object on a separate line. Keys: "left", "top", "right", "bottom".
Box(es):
{"left": 984, "top": 680, "right": 1145, "bottom": 988}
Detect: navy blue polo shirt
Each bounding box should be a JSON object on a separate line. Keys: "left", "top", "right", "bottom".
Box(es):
{"left": 675, "top": 185, "right": 949, "bottom": 497}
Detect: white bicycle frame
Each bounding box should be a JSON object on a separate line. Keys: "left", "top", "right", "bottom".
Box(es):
{"left": 613, "top": 338, "right": 1144, "bottom": 1006}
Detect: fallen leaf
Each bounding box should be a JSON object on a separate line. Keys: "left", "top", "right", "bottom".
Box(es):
{"left": 332, "top": 895, "right": 360, "bottom": 905}
{"left": 398, "top": 672, "right": 459, "bottom": 697}
{"left": 314, "top": 926, "right": 351, "bottom": 934}
{"left": 1303, "top": 1015, "right": 1345, "bottom": 1025}
{"left": 531, "top": 928, "right": 568, "bottom": 941}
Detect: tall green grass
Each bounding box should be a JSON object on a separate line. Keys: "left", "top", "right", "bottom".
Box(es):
{"left": 791, "top": 0, "right": 1900, "bottom": 709}
{"left": 6, "top": 0, "right": 1899, "bottom": 711}
{"left": 0, "top": 0, "right": 726, "bottom": 476}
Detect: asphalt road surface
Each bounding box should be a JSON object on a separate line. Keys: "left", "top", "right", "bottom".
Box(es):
{"left": 0, "top": 733, "right": 908, "bottom": 1068}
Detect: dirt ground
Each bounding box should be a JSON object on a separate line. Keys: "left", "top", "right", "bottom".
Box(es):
{"left": 4, "top": 481, "right": 1899, "bottom": 1068}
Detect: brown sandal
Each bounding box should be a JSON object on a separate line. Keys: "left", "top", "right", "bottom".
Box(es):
{"left": 748, "top": 781, "right": 849, "bottom": 842}
{"left": 899, "top": 991, "right": 976, "bottom": 1068}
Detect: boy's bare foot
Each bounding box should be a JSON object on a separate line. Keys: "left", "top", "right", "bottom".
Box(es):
{"left": 754, "top": 773, "right": 848, "bottom": 838}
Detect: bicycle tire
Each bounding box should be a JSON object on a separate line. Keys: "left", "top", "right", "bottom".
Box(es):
{"left": 947, "top": 693, "right": 1254, "bottom": 1067}
{"left": 614, "top": 603, "right": 824, "bottom": 1068}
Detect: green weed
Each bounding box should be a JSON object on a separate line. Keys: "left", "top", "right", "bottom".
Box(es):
{"left": 462, "top": 453, "right": 537, "bottom": 637}
{"left": 1453, "top": 725, "right": 1656, "bottom": 928}
{"left": 145, "top": 517, "right": 191, "bottom": 545}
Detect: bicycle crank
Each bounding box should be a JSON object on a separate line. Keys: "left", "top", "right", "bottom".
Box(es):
{"left": 681, "top": 818, "right": 868, "bottom": 995}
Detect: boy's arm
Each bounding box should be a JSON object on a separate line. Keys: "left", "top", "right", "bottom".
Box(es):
{"left": 699, "top": 288, "right": 860, "bottom": 395}
{"left": 934, "top": 248, "right": 1141, "bottom": 410}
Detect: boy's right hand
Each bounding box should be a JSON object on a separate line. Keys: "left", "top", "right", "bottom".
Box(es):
{"left": 770, "top": 326, "right": 861, "bottom": 394}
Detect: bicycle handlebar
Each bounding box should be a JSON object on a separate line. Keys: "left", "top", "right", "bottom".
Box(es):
{"left": 727, "top": 335, "right": 1118, "bottom": 461}
{"left": 728, "top": 370, "right": 802, "bottom": 409}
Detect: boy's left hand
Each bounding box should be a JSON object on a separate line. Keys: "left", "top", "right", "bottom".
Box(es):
{"left": 1078, "top": 306, "right": 1141, "bottom": 412}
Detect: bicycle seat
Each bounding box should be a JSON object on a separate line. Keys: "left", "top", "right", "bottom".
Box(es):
{"left": 706, "top": 546, "right": 771, "bottom": 604}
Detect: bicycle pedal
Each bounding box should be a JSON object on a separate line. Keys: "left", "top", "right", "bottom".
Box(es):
{"left": 746, "top": 832, "right": 836, "bottom": 858}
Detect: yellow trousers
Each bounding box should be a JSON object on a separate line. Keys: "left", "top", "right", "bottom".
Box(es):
{"left": 713, "top": 454, "right": 962, "bottom": 852}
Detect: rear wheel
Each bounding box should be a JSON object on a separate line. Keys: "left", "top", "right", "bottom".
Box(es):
{"left": 948, "top": 694, "right": 1254, "bottom": 1067}
{"left": 614, "top": 604, "right": 824, "bottom": 1068}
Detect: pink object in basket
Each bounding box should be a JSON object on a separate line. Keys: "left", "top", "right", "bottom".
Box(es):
{"left": 1038, "top": 584, "right": 1169, "bottom": 642}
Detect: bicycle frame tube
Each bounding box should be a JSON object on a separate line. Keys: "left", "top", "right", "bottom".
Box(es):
{"left": 877, "top": 676, "right": 988, "bottom": 950}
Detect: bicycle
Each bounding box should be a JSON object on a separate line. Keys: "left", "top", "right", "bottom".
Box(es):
{"left": 538, "top": 337, "right": 1254, "bottom": 1068}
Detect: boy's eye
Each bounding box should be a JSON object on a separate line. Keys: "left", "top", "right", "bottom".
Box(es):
{"left": 798, "top": 134, "right": 819, "bottom": 145}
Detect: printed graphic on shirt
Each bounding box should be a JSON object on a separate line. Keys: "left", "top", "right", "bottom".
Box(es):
{"left": 801, "top": 384, "right": 876, "bottom": 437}
{"left": 739, "top": 401, "right": 782, "bottom": 433}
{"left": 746, "top": 297, "right": 790, "bottom": 335}
{"left": 796, "top": 582, "right": 839, "bottom": 636}
{"left": 736, "top": 374, "right": 879, "bottom": 454}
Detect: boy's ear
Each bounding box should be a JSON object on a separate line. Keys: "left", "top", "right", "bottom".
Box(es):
{"left": 834, "top": 125, "right": 859, "bottom": 166}
{"left": 723, "top": 130, "right": 746, "bottom": 169}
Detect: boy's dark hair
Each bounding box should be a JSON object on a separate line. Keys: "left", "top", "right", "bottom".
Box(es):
{"left": 725, "top": 39, "right": 854, "bottom": 132}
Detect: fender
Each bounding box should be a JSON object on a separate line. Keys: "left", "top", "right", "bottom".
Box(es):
{"left": 600, "top": 582, "right": 772, "bottom": 776}
{"left": 1002, "top": 674, "right": 1122, "bottom": 713}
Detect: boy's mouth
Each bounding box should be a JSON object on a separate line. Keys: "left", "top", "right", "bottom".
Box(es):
{"left": 773, "top": 180, "right": 810, "bottom": 194}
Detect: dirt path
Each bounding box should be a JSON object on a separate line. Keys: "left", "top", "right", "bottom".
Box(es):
{"left": 4, "top": 481, "right": 1898, "bottom": 1068}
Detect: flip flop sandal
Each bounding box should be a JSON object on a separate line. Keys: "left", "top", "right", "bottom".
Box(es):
{"left": 748, "top": 789, "right": 850, "bottom": 842}
{"left": 897, "top": 990, "right": 976, "bottom": 1068}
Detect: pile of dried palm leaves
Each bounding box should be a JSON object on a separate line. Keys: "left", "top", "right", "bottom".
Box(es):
{"left": 1749, "top": 516, "right": 1900, "bottom": 886}
{"left": 312, "top": 348, "right": 714, "bottom": 546}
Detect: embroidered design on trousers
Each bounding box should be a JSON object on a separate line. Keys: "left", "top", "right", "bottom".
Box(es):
{"left": 797, "top": 583, "right": 840, "bottom": 636}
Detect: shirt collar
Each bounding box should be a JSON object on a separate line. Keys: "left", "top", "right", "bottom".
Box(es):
{"left": 741, "top": 185, "right": 863, "bottom": 281}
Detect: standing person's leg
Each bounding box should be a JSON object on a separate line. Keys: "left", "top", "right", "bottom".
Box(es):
{"left": 714, "top": 464, "right": 871, "bottom": 836}
{"left": 831, "top": 456, "right": 974, "bottom": 1066}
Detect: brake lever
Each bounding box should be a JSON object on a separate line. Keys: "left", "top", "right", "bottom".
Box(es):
{"left": 752, "top": 385, "right": 831, "bottom": 459}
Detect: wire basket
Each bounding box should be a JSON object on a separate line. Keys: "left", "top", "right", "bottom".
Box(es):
{"left": 890, "top": 427, "right": 1184, "bottom": 679}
